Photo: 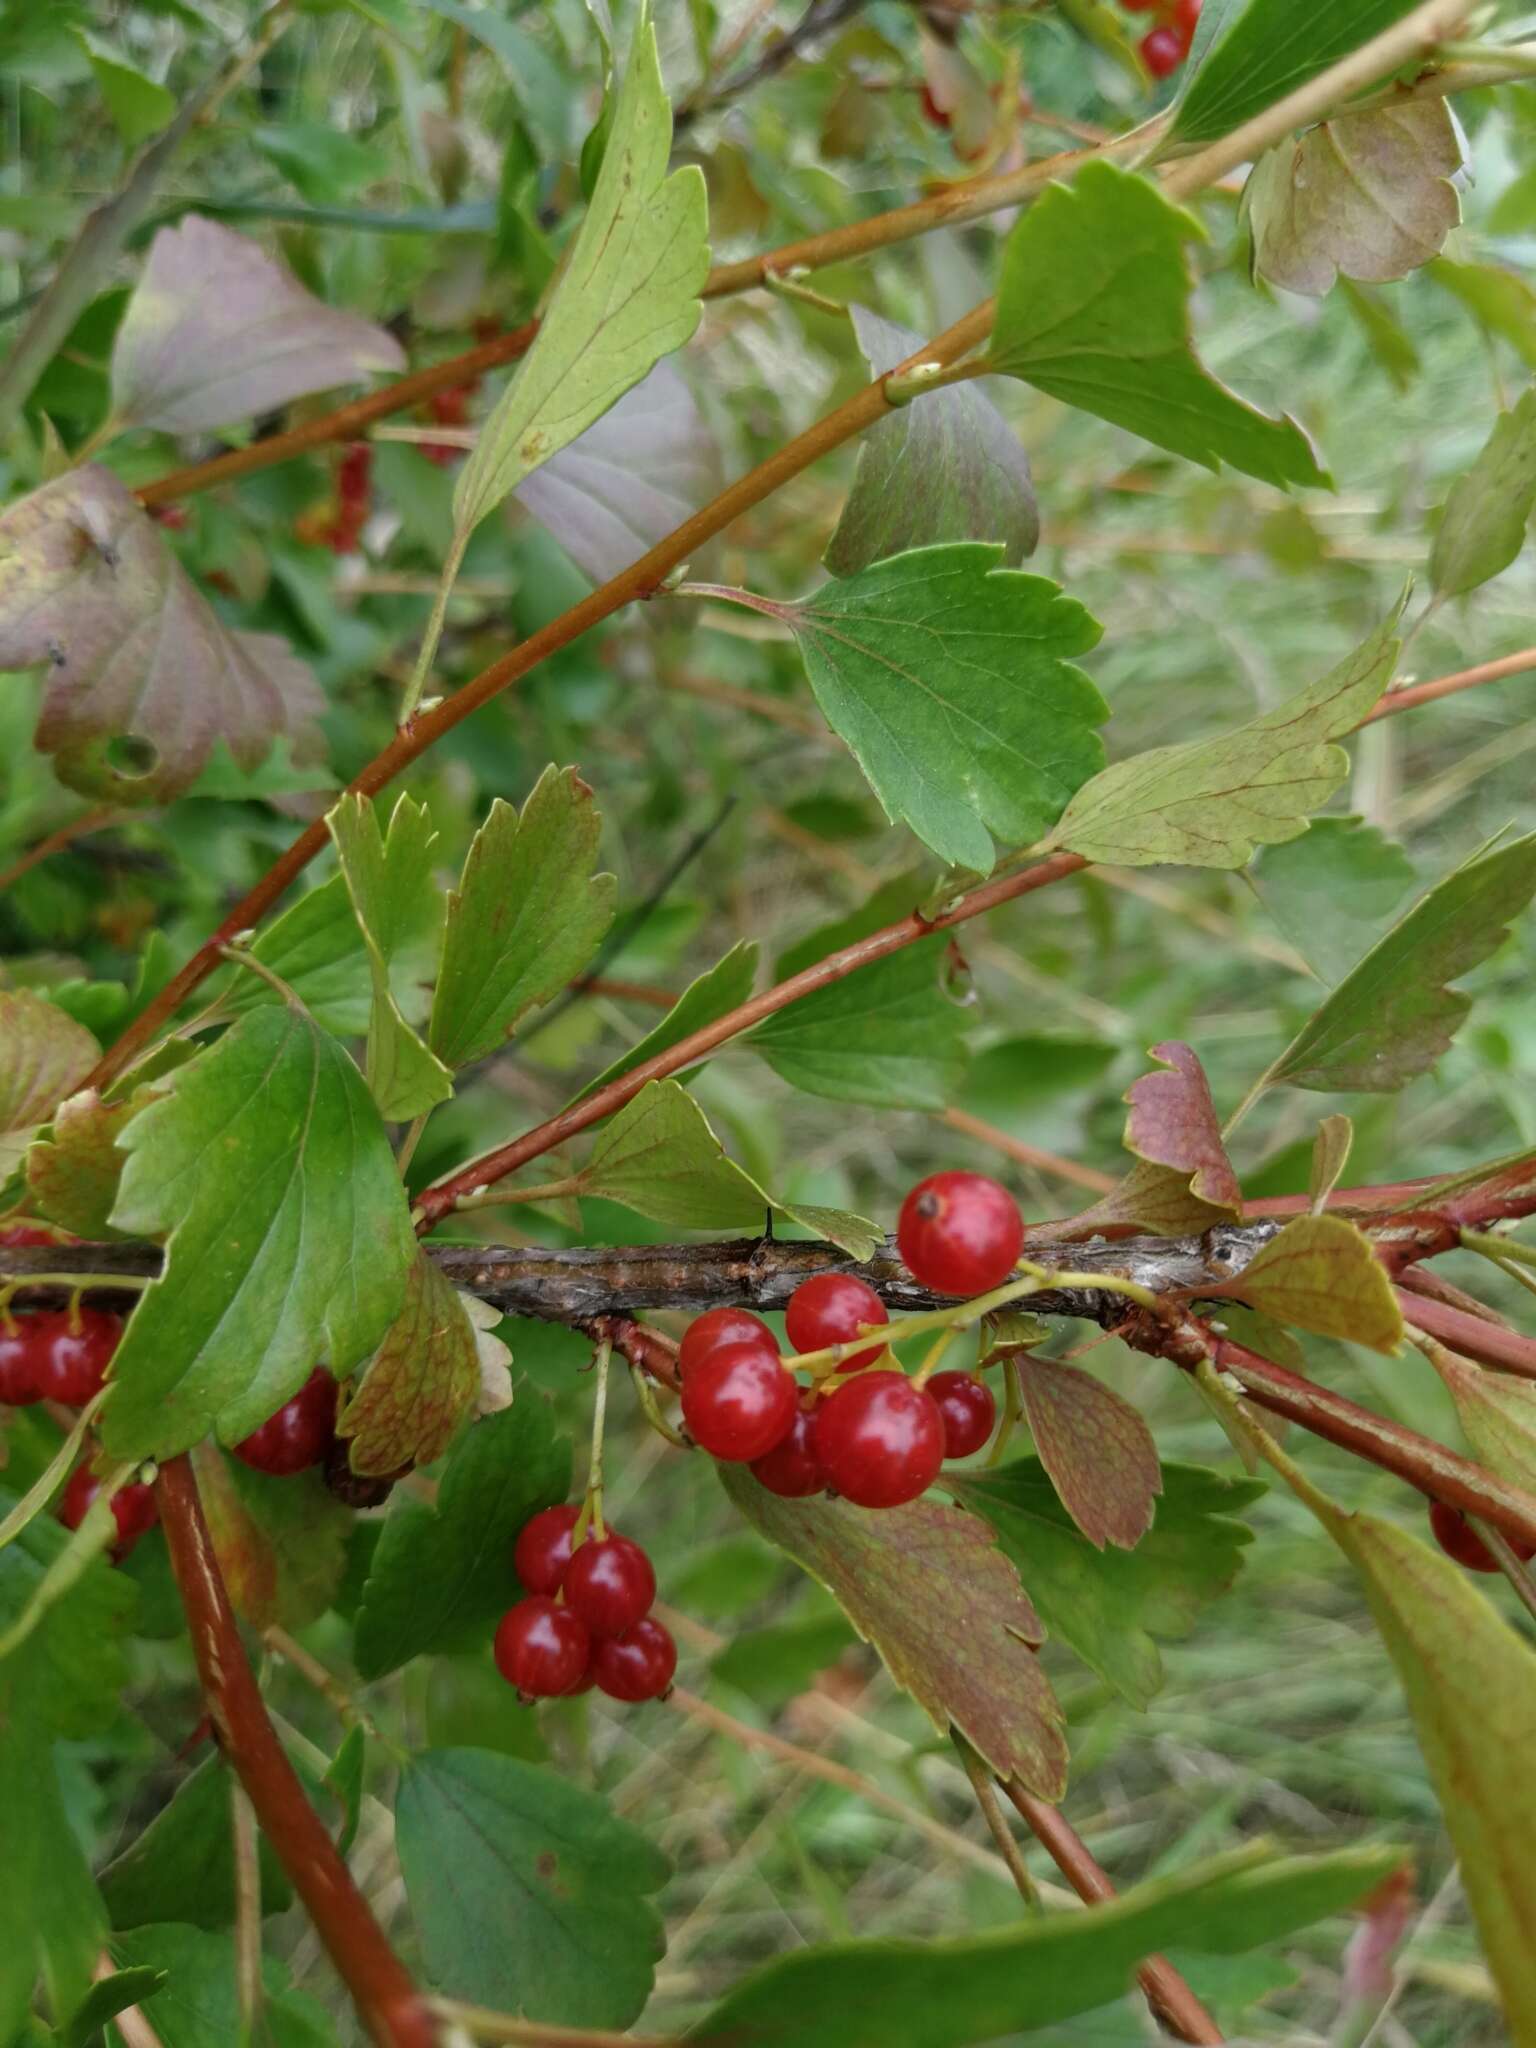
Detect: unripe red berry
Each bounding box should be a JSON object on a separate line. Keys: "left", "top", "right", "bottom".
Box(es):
{"left": 785, "top": 1273, "right": 889, "bottom": 1370}
{"left": 929, "top": 1370, "right": 996, "bottom": 1459}
{"left": 58, "top": 1463, "right": 159, "bottom": 1560}
{"left": 1429, "top": 1500, "right": 1535, "bottom": 1574}
{"left": 31, "top": 1308, "right": 121, "bottom": 1406}
{"left": 563, "top": 1531, "right": 656, "bottom": 1636}
{"left": 1141, "top": 25, "right": 1184, "bottom": 76}
{"left": 749, "top": 1404, "right": 826, "bottom": 1498}
{"left": 812, "top": 1370, "right": 944, "bottom": 1509}
{"left": 682, "top": 1341, "right": 798, "bottom": 1462}
{"left": 0, "top": 1320, "right": 41, "bottom": 1405}
{"left": 514, "top": 1503, "right": 582, "bottom": 1595}
{"left": 494, "top": 1596, "right": 592, "bottom": 1697}
{"left": 897, "top": 1172, "right": 1023, "bottom": 1297}
{"left": 231, "top": 1367, "right": 336, "bottom": 1475}
{"left": 592, "top": 1615, "right": 677, "bottom": 1702}
{"left": 678, "top": 1307, "right": 778, "bottom": 1379}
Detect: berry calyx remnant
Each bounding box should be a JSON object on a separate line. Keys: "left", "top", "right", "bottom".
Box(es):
{"left": 681, "top": 1341, "right": 798, "bottom": 1462}
{"left": 494, "top": 1596, "right": 592, "bottom": 1698}
{"left": 812, "top": 1369, "right": 945, "bottom": 1509}
{"left": 592, "top": 1615, "right": 677, "bottom": 1702}
{"left": 928, "top": 1370, "right": 997, "bottom": 1459}
{"left": 231, "top": 1367, "right": 337, "bottom": 1475}
{"left": 897, "top": 1171, "right": 1024, "bottom": 1296}
{"left": 784, "top": 1272, "right": 889, "bottom": 1370}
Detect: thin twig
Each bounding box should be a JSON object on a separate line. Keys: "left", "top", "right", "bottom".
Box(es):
{"left": 953, "top": 1736, "right": 1040, "bottom": 1907}
{"left": 0, "top": 806, "right": 120, "bottom": 896}
{"left": 231, "top": 1780, "right": 263, "bottom": 2037}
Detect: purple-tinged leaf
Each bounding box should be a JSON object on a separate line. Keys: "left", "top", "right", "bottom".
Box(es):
{"left": 110, "top": 215, "right": 405, "bottom": 434}
{"left": 338, "top": 1252, "right": 495, "bottom": 1476}
{"left": 1015, "top": 1354, "right": 1161, "bottom": 1550}
{"left": 0, "top": 992, "right": 99, "bottom": 1138}
{"left": 0, "top": 467, "right": 326, "bottom": 804}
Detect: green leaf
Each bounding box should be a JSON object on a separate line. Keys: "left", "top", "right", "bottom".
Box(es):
{"left": 1339, "top": 278, "right": 1421, "bottom": 393}
{"left": 1428, "top": 257, "right": 1536, "bottom": 370}
{"left": 353, "top": 1396, "right": 572, "bottom": 1680}
{"left": 57, "top": 1966, "right": 169, "bottom": 2048}
{"left": 1427, "top": 1351, "right": 1536, "bottom": 1496}
{"left": 746, "top": 937, "right": 970, "bottom": 1110}
{"left": 1171, "top": 0, "right": 1426, "bottom": 149}
{"left": 825, "top": 309, "right": 1038, "bottom": 577}
{"left": 711, "top": 1607, "right": 859, "bottom": 1711}
{"left": 324, "top": 1724, "right": 367, "bottom": 1859}
{"left": 102, "top": 1004, "right": 417, "bottom": 1463}
{"left": 782, "top": 544, "right": 1104, "bottom": 873}
{"left": 25, "top": 1087, "right": 139, "bottom": 1238}
{"left": 579, "top": 939, "right": 759, "bottom": 1097}
{"left": 337, "top": 1252, "right": 484, "bottom": 1476}
{"left": 1015, "top": 1355, "right": 1162, "bottom": 1549}
{"left": 1430, "top": 387, "right": 1536, "bottom": 601}
{"left": 687, "top": 1839, "right": 1402, "bottom": 2048}
{"left": 721, "top": 1465, "right": 1068, "bottom": 1798}
{"left": 108, "top": 1923, "right": 336, "bottom": 2048}
{"left": 1261, "top": 833, "right": 1536, "bottom": 1094}
{"left": 1254, "top": 816, "right": 1416, "bottom": 986}
{"left": 452, "top": 2, "right": 708, "bottom": 534}
{"left": 0, "top": 1490, "right": 137, "bottom": 1735}
{"left": 397, "top": 1749, "right": 669, "bottom": 2029}
{"left": 951, "top": 1461, "right": 1263, "bottom": 1709}
{"left": 77, "top": 32, "right": 174, "bottom": 144}
{"left": 192, "top": 1443, "right": 355, "bottom": 1632}
{"left": 991, "top": 163, "right": 1325, "bottom": 490}
{"left": 1218, "top": 1214, "right": 1403, "bottom": 1353}
{"left": 430, "top": 767, "right": 616, "bottom": 1069}
{"left": 99, "top": 1754, "right": 292, "bottom": 1932}
{"left": 0, "top": 990, "right": 100, "bottom": 1136}
{"left": 232, "top": 874, "right": 372, "bottom": 1037}
{"left": 328, "top": 792, "right": 452, "bottom": 1119}
{"left": 0, "top": 1721, "right": 105, "bottom": 2042}
{"left": 1045, "top": 608, "right": 1399, "bottom": 867}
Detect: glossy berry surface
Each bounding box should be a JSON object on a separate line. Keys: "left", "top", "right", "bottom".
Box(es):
{"left": 32, "top": 1308, "right": 121, "bottom": 1406}
{"left": 929, "top": 1371, "right": 997, "bottom": 1460}
{"left": 1428, "top": 1500, "right": 1535, "bottom": 1574}
{"left": 592, "top": 1615, "right": 677, "bottom": 1702}
{"left": 1141, "top": 25, "right": 1184, "bottom": 75}
{"left": 812, "top": 1370, "right": 945, "bottom": 1509}
{"left": 1172, "top": 0, "right": 1202, "bottom": 33}
{"left": 897, "top": 1172, "right": 1023, "bottom": 1297}
{"left": 785, "top": 1273, "right": 889, "bottom": 1370}
{"left": 678, "top": 1306, "right": 778, "bottom": 1379}
{"left": 0, "top": 1321, "right": 41, "bottom": 1405}
{"left": 563, "top": 1531, "right": 656, "bottom": 1637}
{"left": 58, "top": 1463, "right": 159, "bottom": 1559}
{"left": 514, "top": 1503, "right": 582, "bottom": 1595}
{"left": 232, "top": 1367, "right": 336, "bottom": 1475}
{"left": 682, "top": 1341, "right": 798, "bottom": 1462}
{"left": 494, "top": 1596, "right": 592, "bottom": 1697}
{"left": 749, "top": 1405, "right": 826, "bottom": 1498}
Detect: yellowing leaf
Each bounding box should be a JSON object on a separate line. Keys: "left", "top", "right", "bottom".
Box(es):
{"left": 338, "top": 1253, "right": 487, "bottom": 1476}
{"left": 0, "top": 992, "right": 99, "bottom": 1136}
{"left": 1045, "top": 609, "right": 1400, "bottom": 868}
{"left": 193, "top": 1444, "right": 354, "bottom": 1633}
{"left": 1429, "top": 1350, "right": 1536, "bottom": 1496}
{"left": 25, "top": 1089, "right": 140, "bottom": 1238}
{"left": 1219, "top": 1214, "right": 1403, "bottom": 1354}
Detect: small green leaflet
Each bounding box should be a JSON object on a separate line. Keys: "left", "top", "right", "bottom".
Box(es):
{"left": 98, "top": 1752, "right": 292, "bottom": 1931}
{"left": 108, "top": 1923, "right": 335, "bottom": 2048}
{"left": 430, "top": 767, "right": 616, "bottom": 1069}
{"left": 227, "top": 873, "right": 372, "bottom": 1036}
{"left": 781, "top": 544, "right": 1104, "bottom": 873}
{"left": 328, "top": 792, "right": 452, "bottom": 1119}
{"left": 990, "top": 163, "right": 1325, "bottom": 491}
{"left": 452, "top": 2, "right": 708, "bottom": 535}
{"left": 1258, "top": 833, "right": 1536, "bottom": 1094}
{"left": 747, "top": 937, "right": 970, "bottom": 1110}
{"left": 1171, "top": 1, "right": 1426, "bottom": 149}
{"left": 56, "top": 1968, "right": 170, "bottom": 2048}
{"left": 1045, "top": 608, "right": 1399, "bottom": 867}
{"left": 579, "top": 939, "right": 759, "bottom": 1098}
{"left": 77, "top": 31, "right": 174, "bottom": 144}
{"left": 397, "top": 1749, "right": 669, "bottom": 2029}
{"left": 686, "top": 1840, "right": 1402, "bottom": 2048}
{"left": 102, "top": 1004, "right": 417, "bottom": 1462}
{"left": 1430, "top": 387, "right": 1536, "bottom": 601}
{"left": 1254, "top": 816, "right": 1416, "bottom": 986}
{"left": 1218, "top": 1214, "right": 1403, "bottom": 1354}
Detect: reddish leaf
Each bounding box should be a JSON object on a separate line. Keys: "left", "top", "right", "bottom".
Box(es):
{"left": 1015, "top": 1354, "right": 1162, "bottom": 1550}
{"left": 192, "top": 1443, "right": 353, "bottom": 1631}
{"left": 1124, "top": 1042, "right": 1241, "bottom": 1212}
{"left": 337, "top": 1253, "right": 494, "bottom": 1476}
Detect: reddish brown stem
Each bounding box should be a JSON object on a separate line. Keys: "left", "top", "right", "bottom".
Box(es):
{"left": 1362, "top": 645, "right": 1536, "bottom": 723}
{"left": 998, "top": 1782, "right": 1223, "bottom": 2045}
{"left": 0, "top": 805, "right": 119, "bottom": 895}
{"left": 155, "top": 1457, "right": 439, "bottom": 2048}
{"left": 1395, "top": 1289, "right": 1536, "bottom": 1379}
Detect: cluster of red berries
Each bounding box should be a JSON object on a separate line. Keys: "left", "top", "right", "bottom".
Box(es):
{"left": 1428, "top": 1500, "right": 1536, "bottom": 1575}
{"left": 679, "top": 1171, "right": 1022, "bottom": 1511}
{"left": 1124, "top": 0, "right": 1201, "bottom": 80}
{"left": 498, "top": 1508, "right": 676, "bottom": 1703}
{"left": 1, "top": 1228, "right": 125, "bottom": 1411}
{"left": 421, "top": 379, "right": 478, "bottom": 466}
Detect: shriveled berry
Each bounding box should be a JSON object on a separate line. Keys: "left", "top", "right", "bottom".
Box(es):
{"left": 232, "top": 1367, "right": 336, "bottom": 1475}
{"left": 749, "top": 1405, "right": 826, "bottom": 1498}
{"left": 592, "top": 1615, "right": 677, "bottom": 1702}
{"left": 32, "top": 1308, "right": 121, "bottom": 1406}
{"left": 1141, "top": 25, "right": 1185, "bottom": 76}
{"left": 929, "top": 1371, "right": 996, "bottom": 1459}
{"left": 682, "top": 1341, "right": 798, "bottom": 1462}
{"left": 564, "top": 1531, "right": 656, "bottom": 1637}
{"left": 785, "top": 1273, "right": 888, "bottom": 1370}
{"left": 1429, "top": 1500, "right": 1535, "bottom": 1574}
{"left": 897, "top": 1172, "right": 1023, "bottom": 1297}
{"left": 58, "top": 1463, "right": 159, "bottom": 1560}
{"left": 0, "top": 1320, "right": 41, "bottom": 1405}
{"left": 813, "top": 1369, "right": 944, "bottom": 1509}
{"left": 678, "top": 1307, "right": 778, "bottom": 1379}
{"left": 514, "top": 1503, "right": 583, "bottom": 1595}
{"left": 494, "top": 1596, "right": 592, "bottom": 1697}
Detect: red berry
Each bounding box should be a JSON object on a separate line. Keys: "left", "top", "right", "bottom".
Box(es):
{"left": 494, "top": 1596, "right": 592, "bottom": 1697}
{"left": 682, "top": 1341, "right": 798, "bottom": 1462}
{"left": 919, "top": 83, "right": 951, "bottom": 130}
{"left": 563, "top": 1531, "right": 656, "bottom": 1636}
{"left": 929, "top": 1371, "right": 996, "bottom": 1459}
{"left": 785, "top": 1273, "right": 889, "bottom": 1370}
{"left": 32, "top": 1308, "right": 121, "bottom": 1406}
{"left": 0, "top": 1320, "right": 41, "bottom": 1405}
{"left": 1171, "top": 0, "right": 1201, "bottom": 37}
{"left": 1428, "top": 1500, "right": 1534, "bottom": 1574}
{"left": 1141, "top": 25, "right": 1184, "bottom": 76}
{"left": 749, "top": 1404, "right": 826, "bottom": 1498}
{"left": 231, "top": 1367, "right": 336, "bottom": 1475}
{"left": 897, "top": 1172, "right": 1024, "bottom": 1297}
{"left": 592, "top": 1615, "right": 677, "bottom": 1702}
{"left": 0, "top": 1224, "right": 63, "bottom": 1247}
{"left": 678, "top": 1307, "right": 778, "bottom": 1379}
{"left": 337, "top": 442, "right": 372, "bottom": 503}
{"left": 812, "top": 1370, "right": 944, "bottom": 1509}
{"left": 514, "top": 1503, "right": 582, "bottom": 1595}
{"left": 58, "top": 1464, "right": 159, "bottom": 1560}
